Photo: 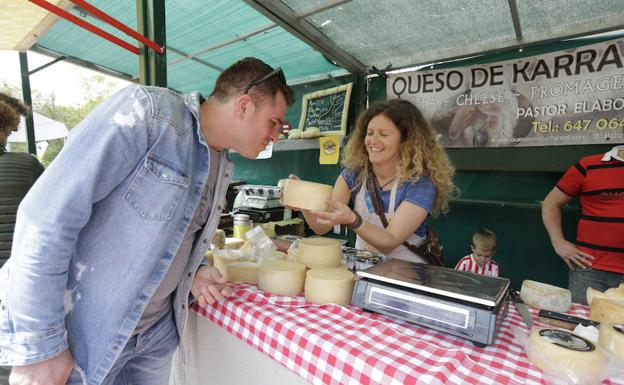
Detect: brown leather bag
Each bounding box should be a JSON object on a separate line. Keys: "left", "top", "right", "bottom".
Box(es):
{"left": 365, "top": 171, "right": 444, "bottom": 266}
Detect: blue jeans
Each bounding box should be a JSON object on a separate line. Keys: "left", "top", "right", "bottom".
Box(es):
{"left": 68, "top": 308, "right": 179, "bottom": 385}
{"left": 569, "top": 268, "right": 624, "bottom": 305}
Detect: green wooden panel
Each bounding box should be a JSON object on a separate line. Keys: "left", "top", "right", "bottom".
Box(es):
{"left": 433, "top": 200, "right": 579, "bottom": 290}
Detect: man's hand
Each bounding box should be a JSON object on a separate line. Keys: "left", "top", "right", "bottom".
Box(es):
{"left": 190, "top": 266, "right": 233, "bottom": 307}
{"left": 552, "top": 239, "right": 595, "bottom": 270}
{"left": 9, "top": 349, "right": 73, "bottom": 385}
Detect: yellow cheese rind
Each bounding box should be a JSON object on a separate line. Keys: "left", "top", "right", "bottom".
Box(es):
{"left": 520, "top": 280, "right": 571, "bottom": 312}
{"left": 296, "top": 237, "right": 342, "bottom": 268}
{"left": 225, "top": 261, "right": 259, "bottom": 284}
{"left": 282, "top": 179, "right": 333, "bottom": 211}
{"left": 225, "top": 237, "right": 245, "bottom": 250}
{"left": 305, "top": 268, "right": 355, "bottom": 306}
{"left": 599, "top": 324, "right": 624, "bottom": 362}
{"left": 527, "top": 328, "right": 605, "bottom": 385}
{"left": 590, "top": 298, "right": 624, "bottom": 323}
{"left": 258, "top": 260, "right": 306, "bottom": 297}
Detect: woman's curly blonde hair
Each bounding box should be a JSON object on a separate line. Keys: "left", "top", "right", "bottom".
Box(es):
{"left": 342, "top": 99, "right": 457, "bottom": 217}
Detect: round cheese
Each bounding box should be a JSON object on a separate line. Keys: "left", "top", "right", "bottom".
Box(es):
{"left": 590, "top": 298, "right": 624, "bottom": 324}
{"left": 301, "top": 126, "right": 321, "bottom": 138}
{"left": 587, "top": 285, "right": 624, "bottom": 306}
{"left": 225, "top": 237, "right": 245, "bottom": 250}
{"left": 527, "top": 328, "right": 605, "bottom": 385}
{"left": 258, "top": 260, "right": 306, "bottom": 297}
{"left": 204, "top": 249, "right": 214, "bottom": 265}
{"left": 599, "top": 324, "right": 624, "bottom": 362}
{"left": 213, "top": 250, "right": 241, "bottom": 276}
{"left": 304, "top": 268, "right": 355, "bottom": 306}
{"left": 296, "top": 237, "right": 342, "bottom": 269}
{"left": 226, "top": 261, "right": 259, "bottom": 284}
{"left": 520, "top": 280, "right": 571, "bottom": 312}
{"left": 282, "top": 179, "right": 333, "bottom": 211}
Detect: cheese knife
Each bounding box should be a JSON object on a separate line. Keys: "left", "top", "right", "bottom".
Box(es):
{"left": 508, "top": 288, "right": 534, "bottom": 328}
{"left": 538, "top": 310, "right": 600, "bottom": 330}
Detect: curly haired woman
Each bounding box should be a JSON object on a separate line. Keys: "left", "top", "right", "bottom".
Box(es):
{"left": 303, "top": 99, "right": 456, "bottom": 263}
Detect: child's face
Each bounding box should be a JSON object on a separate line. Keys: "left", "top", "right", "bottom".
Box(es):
{"left": 471, "top": 245, "right": 495, "bottom": 266}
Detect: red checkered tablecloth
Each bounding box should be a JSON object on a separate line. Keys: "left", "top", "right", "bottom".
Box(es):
{"left": 192, "top": 284, "right": 623, "bottom": 385}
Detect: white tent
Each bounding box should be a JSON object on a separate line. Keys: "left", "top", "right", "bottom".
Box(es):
{"left": 7, "top": 112, "right": 69, "bottom": 143}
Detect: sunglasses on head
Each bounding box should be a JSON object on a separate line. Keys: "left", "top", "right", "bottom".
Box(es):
{"left": 243, "top": 67, "right": 286, "bottom": 95}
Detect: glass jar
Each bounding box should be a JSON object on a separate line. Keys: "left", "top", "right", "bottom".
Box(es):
{"left": 233, "top": 213, "right": 252, "bottom": 239}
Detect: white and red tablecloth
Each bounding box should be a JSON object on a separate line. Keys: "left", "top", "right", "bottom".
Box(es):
{"left": 189, "top": 284, "right": 623, "bottom": 385}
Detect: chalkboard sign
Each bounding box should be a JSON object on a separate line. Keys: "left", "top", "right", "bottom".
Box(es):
{"left": 298, "top": 83, "right": 352, "bottom": 136}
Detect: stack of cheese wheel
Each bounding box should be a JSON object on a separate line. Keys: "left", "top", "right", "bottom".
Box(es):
{"left": 305, "top": 267, "right": 355, "bottom": 306}
{"left": 598, "top": 324, "right": 624, "bottom": 362}
{"left": 225, "top": 237, "right": 245, "bottom": 250}
{"left": 520, "top": 280, "right": 571, "bottom": 312}
{"left": 213, "top": 250, "right": 242, "bottom": 276}
{"left": 225, "top": 261, "right": 259, "bottom": 284}
{"left": 587, "top": 284, "right": 624, "bottom": 324}
{"left": 296, "top": 237, "right": 342, "bottom": 269}
{"left": 527, "top": 328, "right": 606, "bottom": 384}
{"left": 258, "top": 260, "right": 306, "bottom": 296}
{"left": 282, "top": 179, "right": 333, "bottom": 211}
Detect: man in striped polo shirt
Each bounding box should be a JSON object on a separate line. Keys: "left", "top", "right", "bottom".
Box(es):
{"left": 542, "top": 145, "right": 624, "bottom": 304}
{"left": 454, "top": 228, "right": 500, "bottom": 277}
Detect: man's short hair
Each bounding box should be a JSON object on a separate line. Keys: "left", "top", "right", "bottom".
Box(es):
{"left": 472, "top": 228, "right": 497, "bottom": 251}
{"left": 210, "top": 57, "right": 294, "bottom": 106}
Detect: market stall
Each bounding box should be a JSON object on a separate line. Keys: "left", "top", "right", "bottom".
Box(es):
{"left": 170, "top": 283, "right": 624, "bottom": 385}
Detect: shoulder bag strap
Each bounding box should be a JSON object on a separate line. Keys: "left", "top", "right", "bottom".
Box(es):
{"left": 366, "top": 169, "right": 442, "bottom": 265}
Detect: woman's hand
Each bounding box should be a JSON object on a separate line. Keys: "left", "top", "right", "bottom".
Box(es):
{"left": 190, "top": 266, "right": 233, "bottom": 307}
{"left": 312, "top": 200, "right": 356, "bottom": 227}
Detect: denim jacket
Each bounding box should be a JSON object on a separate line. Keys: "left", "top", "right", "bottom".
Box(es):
{"left": 0, "top": 85, "right": 233, "bottom": 385}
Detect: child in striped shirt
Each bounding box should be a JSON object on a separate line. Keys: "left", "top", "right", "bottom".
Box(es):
{"left": 454, "top": 228, "right": 500, "bottom": 277}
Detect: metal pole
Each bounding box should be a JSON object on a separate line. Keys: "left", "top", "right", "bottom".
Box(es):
{"left": 19, "top": 52, "right": 37, "bottom": 155}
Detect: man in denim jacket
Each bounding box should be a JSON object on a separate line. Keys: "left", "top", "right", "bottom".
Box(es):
{"left": 0, "top": 57, "right": 294, "bottom": 385}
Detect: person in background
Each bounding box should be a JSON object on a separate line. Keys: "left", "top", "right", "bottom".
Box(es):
{"left": 0, "top": 93, "right": 44, "bottom": 267}
{"left": 454, "top": 228, "right": 500, "bottom": 277}
{"left": 542, "top": 145, "right": 624, "bottom": 304}
{"left": 300, "top": 99, "right": 456, "bottom": 263}
{"left": 0, "top": 57, "right": 294, "bottom": 385}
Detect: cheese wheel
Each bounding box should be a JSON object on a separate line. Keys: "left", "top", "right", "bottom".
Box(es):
{"left": 296, "top": 237, "right": 342, "bottom": 268}
{"left": 301, "top": 126, "right": 320, "bottom": 138}
{"left": 520, "top": 280, "right": 571, "bottom": 312}
{"left": 258, "top": 260, "right": 306, "bottom": 297}
{"left": 263, "top": 250, "right": 287, "bottom": 261}
{"left": 204, "top": 249, "right": 214, "bottom": 265}
{"left": 213, "top": 250, "right": 241, "bottom": 276}
{"left": 225, "top": 237, "right": 245, "bottom": 250}
{"left": 527, "top": 328, "right": 605, "bottom": 385}
{"left": 587, "top": 286, "right": 624, "bottom": 306}
{"left": 288, "top": 129, "right": 302, "bottom": 139}
{"left": 599, "top": 324, "right": 624, "bottom": 362}
{"left": 226, "top": 261, "right": 259, "bottom": 284}
{"left": 282, "top": 179, "right": 333, "bottom": 211}
{"left": 590, "top": 298, "right": 624, "bottom": 323}
{"left": 304, "top": 268, "right": 355, "bottom": 306}
{"left": 211, "top": 229, "right": 226, "bottom": 249}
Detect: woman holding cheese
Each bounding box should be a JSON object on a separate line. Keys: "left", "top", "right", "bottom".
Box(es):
{"left": 302, "top": 99, "right": 456, "bottom": 263}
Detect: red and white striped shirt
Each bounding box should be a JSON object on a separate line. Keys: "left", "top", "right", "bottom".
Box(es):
{"left": 454, "top": 254, "right": 500, "bottom": 277}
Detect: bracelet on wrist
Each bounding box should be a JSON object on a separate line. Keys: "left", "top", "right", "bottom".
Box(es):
{"left": 346, "top": 210, "right": 363, "bottom": 230}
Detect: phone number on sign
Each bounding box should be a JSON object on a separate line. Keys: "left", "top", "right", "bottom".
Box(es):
{"left": 532, "top": 118, "right": 624, "bottom": 133}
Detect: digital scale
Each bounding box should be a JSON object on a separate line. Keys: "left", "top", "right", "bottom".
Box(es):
{"left": 232, "top": 185, "right": 285, "bottom": 223}
{"left": 351, "top": 259, "right": 510, "bottom": 346}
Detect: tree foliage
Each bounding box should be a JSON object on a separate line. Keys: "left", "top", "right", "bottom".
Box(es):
{"left": 1, "top": 74, "right": 122, "bottom": 167}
